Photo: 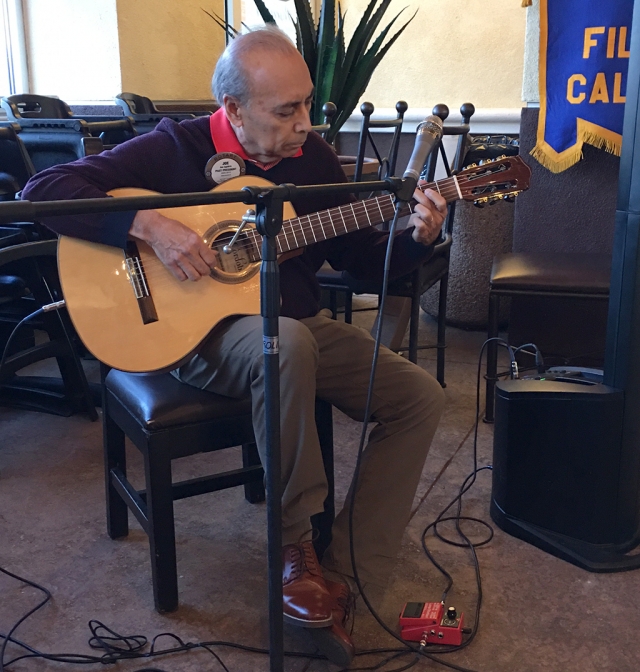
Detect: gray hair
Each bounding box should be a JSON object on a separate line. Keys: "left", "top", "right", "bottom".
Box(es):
{"left": 212, "top": 26, "right": 300, "bottom": 105}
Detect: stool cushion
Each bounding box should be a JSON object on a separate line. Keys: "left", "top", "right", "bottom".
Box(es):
{"left": 490, "top": 253, "right": 610, "bottom": 294}
{"left": 106, "top": 370, "right": 252, "bottom": 431}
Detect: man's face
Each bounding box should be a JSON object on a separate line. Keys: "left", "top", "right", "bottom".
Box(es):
{"left": 225, "top": 50, "right": 314, "bottom": 163}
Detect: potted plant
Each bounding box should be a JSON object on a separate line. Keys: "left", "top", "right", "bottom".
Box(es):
{"left": 206, "top": 0, "right": 415, "bottom": 144}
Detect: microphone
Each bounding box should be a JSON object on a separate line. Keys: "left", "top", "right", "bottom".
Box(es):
{"left": 397, "top": 115, "right": 444, "bottom": 201}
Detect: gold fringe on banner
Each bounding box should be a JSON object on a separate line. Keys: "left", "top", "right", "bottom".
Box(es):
{"left": 522, "top": 0, "right": 532, "bottom": 6}
{"left": 582, "top": 130, "right": 622, "bottom": 157}
{"left": 531, "top": 121, "right": 622, "bottom": 173}
{"left": 530, "top": 144, "right": 583, "bottom": 173}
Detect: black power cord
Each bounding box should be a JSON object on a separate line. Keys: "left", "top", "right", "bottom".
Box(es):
{"left": 345, "top": 274, "right": 542, "bottom": 672}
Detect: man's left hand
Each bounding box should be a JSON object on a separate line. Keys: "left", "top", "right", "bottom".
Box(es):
{"left": 409, "top": 182, "right": 448, "bottom": 246}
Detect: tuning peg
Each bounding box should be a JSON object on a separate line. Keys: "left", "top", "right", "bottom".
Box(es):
{"left": 478, "top": 160, "right": 485, "bottom": 166}
{"left": 469, "top": 163, "right": 478, "bottom": 168}
{"left": 473, "top": 200, "right": 485, "bottom": 208}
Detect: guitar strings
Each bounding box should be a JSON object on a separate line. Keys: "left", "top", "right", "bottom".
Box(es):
{"left": 145, "top": 178, "right": 461, "bottom": 267}
{"left": 131, "top": 181, "right": 465, "bottom": 286}
{"left": 127, "top": 166, "right": 512, "bottom": 287}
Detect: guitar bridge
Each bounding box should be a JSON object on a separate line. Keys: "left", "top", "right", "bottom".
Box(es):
{"left": 125, "top": 242, "right": 158, "bottom": 325}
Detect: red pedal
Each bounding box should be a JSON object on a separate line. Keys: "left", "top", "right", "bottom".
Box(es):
{"left": 399, "top": 602, "right": 464, "bottom": 646}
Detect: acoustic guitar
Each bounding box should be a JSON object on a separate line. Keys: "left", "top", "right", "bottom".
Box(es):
{"left": 57, "top": 155, "right": 531, "bottom": 373}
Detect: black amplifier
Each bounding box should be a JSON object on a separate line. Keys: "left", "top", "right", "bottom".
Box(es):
{"left": 490, "top": 378, "right": 640, "bottom": 571}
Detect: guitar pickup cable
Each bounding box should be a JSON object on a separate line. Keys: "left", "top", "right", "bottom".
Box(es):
{"left": 0, "top": 301, "right": 67, "bottom": 383}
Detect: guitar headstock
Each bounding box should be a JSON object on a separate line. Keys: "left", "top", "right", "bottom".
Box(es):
{"left": 456, "top": 155, "right": 531, "bottom": 206}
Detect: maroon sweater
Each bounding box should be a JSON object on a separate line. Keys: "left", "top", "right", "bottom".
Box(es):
{"left": 22, "top": 116, "right": 432, "bottom": 319}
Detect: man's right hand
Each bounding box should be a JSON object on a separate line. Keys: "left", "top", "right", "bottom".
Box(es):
{"left": 129, "top": 209, "right": 218, "bottom": 281}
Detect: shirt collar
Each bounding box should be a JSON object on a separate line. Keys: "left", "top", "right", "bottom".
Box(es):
{"left": 209, "top": 107, "right": 303, "bottom": 171}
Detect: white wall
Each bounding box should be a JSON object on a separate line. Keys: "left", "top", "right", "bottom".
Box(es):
{"left": 22, "top": 0, "right": 121, "bottom": 101}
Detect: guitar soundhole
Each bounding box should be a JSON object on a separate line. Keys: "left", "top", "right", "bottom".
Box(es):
{"left": 204, "top": 223, "right": 261, "bottom": 285}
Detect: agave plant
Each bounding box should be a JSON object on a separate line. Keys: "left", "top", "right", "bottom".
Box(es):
{"left": 205, "top": 0, "right": 416, "bottom": 144}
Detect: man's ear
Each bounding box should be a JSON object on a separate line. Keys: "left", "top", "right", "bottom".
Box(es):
{"left": 223, "top": 95, "right": 243, "bottom": 127}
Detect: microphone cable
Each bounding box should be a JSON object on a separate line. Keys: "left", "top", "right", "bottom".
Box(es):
{"left": 342, "top": 196, "right": 483, "bottom": 672}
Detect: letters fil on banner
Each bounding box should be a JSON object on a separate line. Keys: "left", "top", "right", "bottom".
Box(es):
{"left": 532, "top": 0, "right": 633, "bottom": 173}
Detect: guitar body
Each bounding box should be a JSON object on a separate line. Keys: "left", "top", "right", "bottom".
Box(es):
{"left": 57, "top": 176, "right": 296, "bottom": 373}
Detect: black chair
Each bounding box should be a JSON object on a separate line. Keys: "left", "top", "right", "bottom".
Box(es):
{"left": 0, "top": 123, "right": 44, "bottom": 241}
{"left": 317, "top": 101, "right": 408, "bottom": 323}
{"left": 114, "top": 93, "right": 199, "bottom": 135}
{"left": 0, "top": 239, "right": 97, "bottom": 418}
{"left": 0, "top": 123, "right": 35, "bottom": 199}
{"left": 1, "top": 93, "right": 73, "bottom": 119}
{"left": 115, "top": 92, "right": 215, "bottom": 117}
{"left": 2, "top": 95, "right": 136, "bottom": 165}
{"left": 483, "top": 252, "right": 611, "bottom": 422}
{"left": 349, "top": 103, "right": 475, "bottom": 379}
{"left": 115, "top": 92, "right": 161, "bottom": 115}
{"left": 319, "top": 103, "right": 474, "bottom": 386}
{"left": 103, "top": 368, "right": 335, "bottom": 612}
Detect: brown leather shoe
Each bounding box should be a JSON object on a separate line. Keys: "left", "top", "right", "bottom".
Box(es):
{"left": 307, "top": 579, "right": 355, "bottom": 667}
{"left": 282, "top": 541, "right": 333, "bottom": 628}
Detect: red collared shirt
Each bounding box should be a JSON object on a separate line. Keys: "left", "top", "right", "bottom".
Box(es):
{"left": 209, "top": 107, "right": 303, "bottom": 171}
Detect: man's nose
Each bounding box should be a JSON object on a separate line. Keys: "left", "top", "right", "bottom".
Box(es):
{"left": 294, "top": 106, "right": 312, "bottom": 133}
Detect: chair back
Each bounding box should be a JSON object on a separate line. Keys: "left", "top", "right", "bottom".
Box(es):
{"left": 421, "top": 103, "right": 475, "bottom": 238}
{"left": 116, "top": 92, "right": 214, "bottom": 118}
{"left": 310, "top": 102, "right": 337, "bottom": 142}
{"left": 115, "top": 93, "right": 198, "bottom": 134}
{"left": 12, "top": 120, "right": 104, "bottom": 171}
{"left": 353, "top": 101, "right": 408, "bottom": 183}
{"left": 116, "top": 92, "right": 158, "bottom": 115}
{"left": 2, "top": 94, "right": 73, "bottom": 120}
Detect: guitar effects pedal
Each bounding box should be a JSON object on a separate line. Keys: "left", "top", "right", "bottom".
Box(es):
{"left": 399, "top": 602, "right": 464, "bottom": 646}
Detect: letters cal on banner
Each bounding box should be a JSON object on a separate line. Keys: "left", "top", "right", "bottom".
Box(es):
{"left": 532, "top": 0, "right": 633, "bottom": 173}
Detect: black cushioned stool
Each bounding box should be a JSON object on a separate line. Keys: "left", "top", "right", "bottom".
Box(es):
{"left": 103, "top": 369, "right": 335, "bottom": 613}
{"left": 484, "top": 252, "right": 611, "bottom": 422}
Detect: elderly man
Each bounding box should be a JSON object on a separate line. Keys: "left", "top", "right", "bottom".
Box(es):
{"left": 23, "top": 26, "right": 445, "bottom": 664}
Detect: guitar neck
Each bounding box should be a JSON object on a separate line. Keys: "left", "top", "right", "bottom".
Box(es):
{"left": 248, "top": 175, "right": 464, "bottom": 256}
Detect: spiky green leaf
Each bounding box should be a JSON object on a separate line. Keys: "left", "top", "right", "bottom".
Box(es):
{"left": 202, "top": 8, "right": 239, "bottom": 41}
{"left": 340, "top": 0, "right": 393, "bottom": 87}
{"left": 293, "top": 17, "right": 303, "bottom": 53}
{"left": 252, "top": 0, "right": 277, "bottom": 24}
{"left": 291, "top": 0, "right": 317, "bottom": 76}
{"left": 328, "top": 7, "right": 346, "bottom": 108}
{"left": 332, "top": 17, "right": 398, "bottom": 129}
{"left": 313, "top": 0, "right": 337, "bottom": 123}
{"left": 327, "top": 11, "right": 415, "bottom": 142}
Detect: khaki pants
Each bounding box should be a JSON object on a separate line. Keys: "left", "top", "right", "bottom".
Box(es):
{"left": 173, "top": 310, "right": 444, "bottom": 588}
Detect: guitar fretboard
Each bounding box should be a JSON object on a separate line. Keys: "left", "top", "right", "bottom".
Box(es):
{"left": 245, "top": 174, "right": 464, "bottom": 257}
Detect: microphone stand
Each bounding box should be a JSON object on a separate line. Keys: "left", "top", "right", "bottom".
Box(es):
{"left": 243, "top": 183, "right": 288, "bottom": 672}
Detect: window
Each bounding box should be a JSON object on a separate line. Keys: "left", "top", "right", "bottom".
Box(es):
{"left": 1, "top": 0, "right": 28, "bottom": 96}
